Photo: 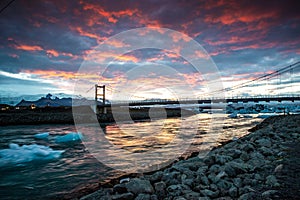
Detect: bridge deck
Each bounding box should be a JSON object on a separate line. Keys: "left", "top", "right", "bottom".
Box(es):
{"left": 97, "top": 96, "right": 300, "bottom": 108}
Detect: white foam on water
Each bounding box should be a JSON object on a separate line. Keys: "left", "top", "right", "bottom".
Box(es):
{"left": 0, "top": 143, "right": 64, "bottom": 167}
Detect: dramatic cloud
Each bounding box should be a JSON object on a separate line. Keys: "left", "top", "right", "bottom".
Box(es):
{"left": 0, "top": 0, "right": 299, "bottom": 100}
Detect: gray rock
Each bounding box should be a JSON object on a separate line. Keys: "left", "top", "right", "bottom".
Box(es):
{"left": 167, "top": 184, "right": 183, "bottom": 196}
{"left": 173, "top": 197, "right": 186, "bottom": 200}
{"left": 227, "top": 161, "right": 251, "bottom": 174}
{"left": 233, "top": 177, "right": 243, "bottom": 188}
{"left": 216, "top": 171, "right": 227, "bottom": 179}
{"left": 135, "top": 193, "right": 151, "bottom": 200}
{"left": 208, "top": 173, "right": 218, "bottom": 183}
{"left": 227, "top": 149, "right": 242, "bottom": 159}
{"left": 224, "top": 164, "right": 236, "bottom": 177}
{"left": 176, "top": 158, "right": 204, "bottom": 171}
{"left": 247, "top": 157, "right": 267, "bottom": 171}
{"left": 112, "top": 192, "right": 134, "bottom": 200}
{"left": 113, "top": 184, "right": 127, "bottom": 194}
{"left": 265, "top": 175, "right": 280, "bottom": 187}
{"left": 126, "top": 178, "right": 154, "bottom": 195}
{"left": 259, "top": 146, "right": 273, "bottom": 156}
{"left": 162, "top": 172, "right": 181, "bottom": 185}
{"left": 215, "top": 155, "right": 232, "bottom": 165}
{"left": 239, "top": 186, "right": 255, "bottom": 195}
{"left": 197, "top": 165, "right": 209, "bottom": 174}
{"left": 200, "top": 189, "right": 219, "bottom": 198}
{"left": 274, "top": 164, "right": 283, "bottom": 174}
{"left": 210, "top": 184, "right": 218, "bottom": 191}
{"left": 254, "top": 173, "right": 263, "bottom": 181}
{"left": 209, "top": 164, "right": 221, "bottom": 174}
{"left": 240, "top": 143, "right": 255, "bottom": 152}
{"left": 238, "top": 192, "right": 255, "bottom": 200}
{"left": 193, "top": 184, "right": 209, "bottom": 192}
{"left": 154, "top": 181, "right": 166, "bottom": 199}
{"left": 240, "top": 152, "right": 250, "bottom": 161}
{"left": 228, "top": 186, "right": 238, "bottom": 198}
{"left": 80, "top": 188, "right": 112, "bottom": 200}
{"left": 148, "top": 171, "right": 163, "bottom": 183}
{"left": 217, "top": 179, "right": 233, "bottom": 191}
{"left": 150, "top": 194, "right": 158, "bottom": 200}
{"left": 225, "top": 161, "right": 249, "bottom": 175}
{"left": 171, "top": 165, "right": 195, "bottom": 178}
{"left": 256, "top": 138, "right": 272, "bottom": 147}
{"left": 199, "top": 174, "right": 210, "bottom": 185}
{"left": 183, "top": 191, "right": 200, "bottom": 200}
{"left": 198, "top": 197, "right": 211, "bottom": 200}
{"left": 262, "top": 190, "right": 278, "bottom": 198}
{"left": 250, "top": 151, "right": 265, "bottom": 160}
{"left": 182, "top": 178, "right": 194, "bottom": 186}
{"left": 204, "top": 155, "right": 215, "bottom": 166}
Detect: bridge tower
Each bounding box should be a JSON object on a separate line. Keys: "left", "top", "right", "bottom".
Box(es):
{"left": 95, "top": 84, "right": 106, "bottom": 114}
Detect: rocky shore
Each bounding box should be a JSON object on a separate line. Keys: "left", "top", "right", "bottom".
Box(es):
{"left": 78, "top": 114, "right": 300, "bottom": 200}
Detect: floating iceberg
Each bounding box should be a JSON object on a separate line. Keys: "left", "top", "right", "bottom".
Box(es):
{"left": 0, "top": 143, "right": 64, "bottom": 167}
{"left": 34, "top": 132, "right": 49, "bottom": 139}
{"left": 228, "top": 112, "right": 238, "bottom": 118}
{"left": 55, "top": 132, "right": 83, "bottom": 143}
{"left": 257, "top": 114, "right": 277, "bottom": 119}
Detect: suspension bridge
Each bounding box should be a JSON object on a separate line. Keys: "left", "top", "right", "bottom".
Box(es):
{"left": 92, "top": 61, "right": 300, "bottom": 112}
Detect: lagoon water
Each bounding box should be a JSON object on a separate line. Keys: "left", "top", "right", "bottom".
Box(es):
{"left": 0, "top": 114, "right": 263, "bottom": 199}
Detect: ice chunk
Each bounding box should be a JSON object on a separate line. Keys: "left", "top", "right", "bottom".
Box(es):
{"left": 257, "top": 114, "right": 276, "bottom": 119}
{"left": 228, "top": 112, "right": 238, "bottom": 118}
{"left": 0, "top": 143, "right": 64, "bottom": 167}
{"left": 55, "top": 132, "right": 83, "bottom": 143}
{"left": 34, "top": 132, "right": 49, "bottom": 139}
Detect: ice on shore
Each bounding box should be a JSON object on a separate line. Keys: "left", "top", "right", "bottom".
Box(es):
{"left": 226, "top": 102, "right": 300, "bottom": 117}
{"left": 257, "top": 114, "right": 277, "bottom": 119}
{"left": 34, "top": 132, "right": 49, "bottom": 139}
{"left": 55, "top": 132, "right": 83, "bottom": 143}
{"left": 0, "top": 143, "right": 64, "bottom": 167}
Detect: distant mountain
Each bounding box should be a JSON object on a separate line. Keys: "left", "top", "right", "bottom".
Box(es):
{"left": 14, "top": 93, "right": 107, "bottom": 107}
{"left": 0, "top": 93, "right": 84, "bottom": 106}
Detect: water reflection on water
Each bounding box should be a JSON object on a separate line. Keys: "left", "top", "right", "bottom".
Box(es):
{"left": 0, "top": 114, "right": 262, "bottom": 199}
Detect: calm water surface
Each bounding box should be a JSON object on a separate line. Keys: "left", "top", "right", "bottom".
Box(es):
{"left": 0, "top": 114, "right": 262, "bottom": 199}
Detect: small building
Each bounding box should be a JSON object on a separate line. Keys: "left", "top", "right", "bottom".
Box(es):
{"left": 0, "top": 104, "right": 11, "bottom": 111}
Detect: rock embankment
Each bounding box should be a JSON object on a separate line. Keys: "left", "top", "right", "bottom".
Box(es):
{"left": 80, "top": 114, "right": 300, "bottom": 200}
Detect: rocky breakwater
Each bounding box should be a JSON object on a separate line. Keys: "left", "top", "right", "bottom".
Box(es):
{"left": 80, "top": 114, "right": 300, "bottom": 200}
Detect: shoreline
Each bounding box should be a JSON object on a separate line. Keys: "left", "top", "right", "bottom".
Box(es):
{"left": 74, "top": 114, "right": 300, "bottom": 200}
{"left": 0, "top": 107, "right": 195, "bottom": 126}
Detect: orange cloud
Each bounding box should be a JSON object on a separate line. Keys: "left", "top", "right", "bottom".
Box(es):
{"left": 14, "top": 44, "right": 43, "bottom": 51}
{"left": 116, "top": 54, "right": 139, "bottom": 63}
{"left": 80, "top": 1, "right": 137, "bottom": 24}
{"left": 194, "top": 50, "right": 210, "bottom": 59}
{"left": 204, "top": 3, "right": 278, "bottom": 26}
{"left": 46, "top": 49, "right": 59, "bottom": 57}
{"left": 24, "top": 70, "right": 99, "bottom": 80}
{"left": 106, "top": 39, "right": 130, "bottom": 48}
{"left": 181, "top": 73, "right": 205, "bottom": 87}
{"left": 71, "top": 26, "right": 107, "bottom": 43}
{"left": 83, "top": 50, "right": 139, "bottom": 63}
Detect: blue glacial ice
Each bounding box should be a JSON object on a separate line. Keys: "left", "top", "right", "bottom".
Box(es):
{"left": 55, "top": 132, "right": 83, "bottom": 143}
{"left": 0, "top": 143, "right": 64, "bottom": 167}
{"left": 34, "top": 132, "right": 49, "bottom": 139}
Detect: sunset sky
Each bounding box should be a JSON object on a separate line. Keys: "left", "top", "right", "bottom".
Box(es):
{"left": 0, "top": 0, "right": 299, "bottom": 101}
